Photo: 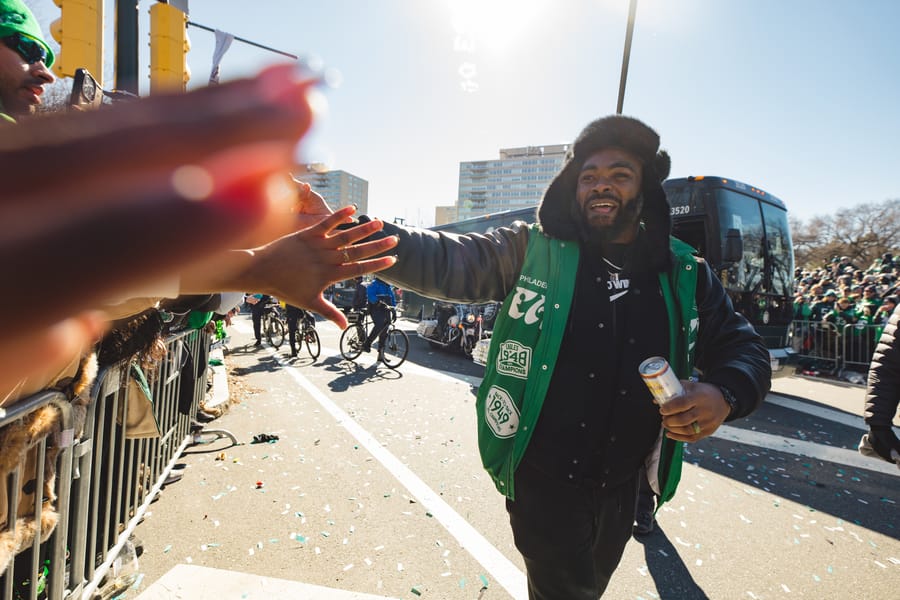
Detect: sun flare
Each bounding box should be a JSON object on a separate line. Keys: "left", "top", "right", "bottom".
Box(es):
{"left": 446, "top": 0, "right": 549, "bottom": 55}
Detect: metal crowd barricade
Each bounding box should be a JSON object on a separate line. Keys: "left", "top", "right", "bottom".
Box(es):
{"left": 71, "top": 327, "right": 210, "bottom": 599}
{"left": 791, "top": 319, "right": 842, "bottom": 373}
{"left": 791, "top": 319, "right": 885, "bottom": 378}
{"left": 841, "top": 322, "right": 883, "bottom": 374}
{"left": 0, "top": 327, "right": 211, "bottom": 600}
{"left": 0, "top": 391, "right": 74, "bottom": 600}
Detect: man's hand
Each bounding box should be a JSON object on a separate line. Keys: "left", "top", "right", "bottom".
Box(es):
{"left": 657, "top": 381, "right": 731, "bottom": 442}
{"left": 293, "top": 180, "right": 336, "bottom": 228}
{"left": 242, "top": 206, "right": 398, "bottom": 329}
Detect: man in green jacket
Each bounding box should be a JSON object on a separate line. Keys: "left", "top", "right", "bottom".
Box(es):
{"left": 0, "top": 0, "right": 55, "bottom": 123}
{"left": 317, "top": 115, "right": 771, "bottom": 598}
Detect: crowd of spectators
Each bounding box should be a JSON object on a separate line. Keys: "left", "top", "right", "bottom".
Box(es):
{"left": 792, "top": 253, "right": 900, "bottom": 375}
{"left": 793, "top": 253, "right": 900, "bottom": 331}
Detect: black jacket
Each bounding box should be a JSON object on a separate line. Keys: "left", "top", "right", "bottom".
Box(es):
{"left": 865, "top": 304, "right": 900, "bottom": 428}
{"left": 378, "top": 221, "right": 770, "bottom": 421}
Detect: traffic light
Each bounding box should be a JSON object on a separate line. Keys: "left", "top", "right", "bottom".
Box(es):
{"left": 149, "top": 2, "right": 191, "bottom": 93}
{"left": 49, "top": 0, "right": 104, "bottom": 81}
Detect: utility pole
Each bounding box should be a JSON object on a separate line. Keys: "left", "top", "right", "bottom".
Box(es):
{"left": 616, "top": 0, "right": 638, "bottom": 114}
{"left": 115, "top": 0, "right": 139, "bottom": 94}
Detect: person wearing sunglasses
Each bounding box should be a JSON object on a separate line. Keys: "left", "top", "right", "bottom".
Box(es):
{"left": 0, "top": 0, "right": 55, "bottom": 122}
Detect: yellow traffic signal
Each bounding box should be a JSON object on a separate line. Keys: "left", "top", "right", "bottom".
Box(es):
{"left": 49, "top": 0, "right": 104, "bottom": 81}
{"left": 149, "top": 2, "right": 190, "bottom": 93}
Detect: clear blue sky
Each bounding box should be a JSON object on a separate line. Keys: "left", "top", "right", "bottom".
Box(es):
{"left": 31, "top": 0, "right": 900, "bottom": 227}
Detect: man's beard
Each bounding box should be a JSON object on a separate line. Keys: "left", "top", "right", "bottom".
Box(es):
{"left": 579, "top": 191, "right": 644, "bottom": 244}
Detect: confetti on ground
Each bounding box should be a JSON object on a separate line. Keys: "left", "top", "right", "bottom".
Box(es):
{"left": 411, "top": 586, "right": 423, "bottom": 596}
{"left": 163, "top": 544, "right": 172, "bottom": 553}
{"left": 479, "top": 574, "right": 489, "bottom": 588}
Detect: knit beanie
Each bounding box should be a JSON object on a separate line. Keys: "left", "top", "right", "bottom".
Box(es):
{"left": 537, "top": 115, "right": 672, "bottom": 270}
{"left": 0, "top": 0, "right": 55, "bottom": 67}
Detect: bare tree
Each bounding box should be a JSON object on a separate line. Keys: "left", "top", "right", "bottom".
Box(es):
{"left": 822, "top": 200, "right": 900, "bottom": 269}
{"left": 792, "top": 199, "right": 900, "bottom": 270}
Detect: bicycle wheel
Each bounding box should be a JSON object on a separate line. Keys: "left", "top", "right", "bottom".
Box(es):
{"left": 380, "top": 328, "right": 409, "bottom": 369}
{"left": 340, "top": 324, "right": 365, "bottom": 360}
{"left": 305, "top": 328, "right": 321, "bottom": 360}
{"left": 266, "top": 317, "right": 286, "bottom": 348}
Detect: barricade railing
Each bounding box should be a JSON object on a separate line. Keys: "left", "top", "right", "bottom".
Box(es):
{"left": 0, "top": 390, "right": 74, "bottom": 600}
{"left": 840, "top": 322, "right": 883, "bottom": 375}
{"left": 791, "top": 319, "right": 884, "bottom": 379}
{"left": 0, "top": 327, "right": 211, "bottom": 600}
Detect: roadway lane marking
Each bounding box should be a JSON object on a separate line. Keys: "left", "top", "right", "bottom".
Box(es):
{"left": 714, "top": 425, "right": 898, "bottom": 476}
{"left": 766, "top": 394, "right": 866, "bottom": 430}
{"left": 261, "top": 344, "right": 528, "bottom": 599}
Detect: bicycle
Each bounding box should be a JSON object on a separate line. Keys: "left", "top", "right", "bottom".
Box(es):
{"left": 262, "top": 302, "right": 287, "bottom": 349}
{"left": 340, "top": 305, "right": 409, "bottom": 369}
{"left": 296, "top": 311, "right": 321, "bottom": 360}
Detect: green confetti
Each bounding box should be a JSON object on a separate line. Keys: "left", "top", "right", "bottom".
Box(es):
{"left": 163, "top": 544, "right": 172, "bottom": 553}
{"left": 479, "top": 574, "right": 489, "bottom": 588}
{"left": 411, "top": 586, "right": 423, "bottom": 596}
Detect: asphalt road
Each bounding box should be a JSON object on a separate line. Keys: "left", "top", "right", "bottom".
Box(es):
{"left": 132, "top": 314, "right": 899, "bottom": 600}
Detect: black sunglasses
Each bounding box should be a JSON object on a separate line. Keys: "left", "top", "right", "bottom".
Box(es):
{"left": 2, "top": 33, "right": 47, "bottom": 65}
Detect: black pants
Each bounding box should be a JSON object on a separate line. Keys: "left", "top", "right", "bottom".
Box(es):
{"left": 287, "top": 311, "right": 301, "bottom": 354}
{"left": 251, "top": 308, "right": 264, "bottom": 342}
{"left": 506, "top": 461, "right": 638, "bottom": 599}
{"left": 364, "top": 305, "right": 390, "bottom": 349}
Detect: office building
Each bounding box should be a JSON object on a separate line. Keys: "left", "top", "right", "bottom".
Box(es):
{"left": 454, "top": 144, "right": 568, "bottom": 222}
{"left": 293, "top": 165, "right": 369, "bottom": 214}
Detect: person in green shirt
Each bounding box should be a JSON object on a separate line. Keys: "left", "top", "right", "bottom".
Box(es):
{"left": 0, "top": 0, "right": 55, "bottom": 122}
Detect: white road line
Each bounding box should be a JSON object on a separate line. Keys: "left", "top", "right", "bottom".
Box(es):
{"left": 265, "top": 346, "right": 528, "bottom": 599}
{"left": 765, "top": 394, "right": 866, "bottom": 430}
{"left": 714, "top": 424, "right": 898, "bottom": 476}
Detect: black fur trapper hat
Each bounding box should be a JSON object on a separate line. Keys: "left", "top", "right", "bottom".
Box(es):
{"left": 537, "top": 115, "right": 673, "bottom": 270}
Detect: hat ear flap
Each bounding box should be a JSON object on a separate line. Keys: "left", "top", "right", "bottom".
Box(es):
{"left": 653, "top": 150, "right": 671, "bottom": 182}
{"left": 537, "top": 159, "right": 581, "bottom": 240}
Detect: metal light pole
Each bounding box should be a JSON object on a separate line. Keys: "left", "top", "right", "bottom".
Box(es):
{"left": 115, "top": 0, "right": 139, "bottom": 94}
{"left": 616, "top": 0, "right": 638, "bottom": 114}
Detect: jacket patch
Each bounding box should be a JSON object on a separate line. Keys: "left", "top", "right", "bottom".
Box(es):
{"left": 496, "top": 341, "right": 531, "bottom": 379}
{"left": 484, "top": 385, "right": 520, "bottom": 439}
{"left": 507, "top": 286, "right": 544, "bottom": 325}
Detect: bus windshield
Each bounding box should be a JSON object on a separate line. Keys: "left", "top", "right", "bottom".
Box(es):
{"left": 715, "top": 188, "right": 793, "bottom": 296}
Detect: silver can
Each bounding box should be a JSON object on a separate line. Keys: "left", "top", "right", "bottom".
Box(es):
{"left": 639, "top": 356, "right": 683, "bottom": 404}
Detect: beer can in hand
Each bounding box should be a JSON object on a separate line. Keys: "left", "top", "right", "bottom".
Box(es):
{"left": 639, "top": 356, "right": 684, "bottom": 404}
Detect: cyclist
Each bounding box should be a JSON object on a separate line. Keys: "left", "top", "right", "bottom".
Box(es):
{"left": 247, "top": 293, "right": 271, "bottom": 347}
{"left": 285, "top": 303, "right": 307, "bottom": 357}
{"left": 362, "top": 277, "right": 396, "bottom": 355}
{"left": 352, "top": 276, "right": 368, "bottom": 310}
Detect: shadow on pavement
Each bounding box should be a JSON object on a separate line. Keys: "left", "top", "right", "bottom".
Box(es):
{"left": 633, "top": 525, "right": 709, "bottom": 599}
{"left": 315, "top": 355, "right": 404, "bottom": 392}
{"left": 684, "top": 437, "right": 898, "bottom": 537}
